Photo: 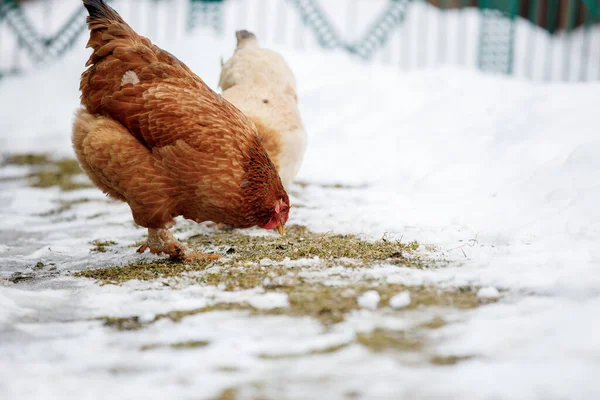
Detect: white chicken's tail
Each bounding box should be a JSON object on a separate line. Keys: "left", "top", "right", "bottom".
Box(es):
{"left": 235, "top": 30, "right": 258, "bottom": 49}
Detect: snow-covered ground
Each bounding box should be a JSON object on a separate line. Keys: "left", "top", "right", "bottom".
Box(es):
{"left": 1, "top": 1, "right": 600, "bottom": 399}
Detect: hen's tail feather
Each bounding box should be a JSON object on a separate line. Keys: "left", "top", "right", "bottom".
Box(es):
{"left": 83, "top": 0, "right": 122, "bottom": 24}
{"left": 81, "top": 0, "right": 143, "bottom": 67}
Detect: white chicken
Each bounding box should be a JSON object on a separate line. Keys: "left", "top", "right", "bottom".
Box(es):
{"left": 219, "top": 30, "right": 307, "bottom": 190}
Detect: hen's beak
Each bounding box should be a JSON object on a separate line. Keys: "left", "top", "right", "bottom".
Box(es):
{"left": 277, "top": 219, "right": 285, "bottom": 235}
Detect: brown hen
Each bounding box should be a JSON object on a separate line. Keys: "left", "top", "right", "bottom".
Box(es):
{"left": 72, "top": 0, "right": 289, "bottom": 262}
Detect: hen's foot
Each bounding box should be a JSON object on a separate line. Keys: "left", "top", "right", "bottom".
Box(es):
{"left": 137, "top": 228, "right": 220, "bottom": 262}
{"left": 137, "top": 228, "right": 186, "bottom": 260}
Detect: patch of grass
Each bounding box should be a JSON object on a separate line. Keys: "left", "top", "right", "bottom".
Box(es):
{"left": 87, "top": 212, "right": 108, "bottom": 219}
{"left": 400, "top": 285, "right": 483, "bottom": 309}
{"left": 211, "top": 388, "right": 237, "bottom": 400}
{"left": 101, "top": 284, "right": 488, "bottom": 332}
{"left": 418, "top": 316, "right": 447, "bottom": 330}
{"left": 75, "top": 225, "right": 433, "bottom": 285}
{"left": 90, "top": 240, "right": 118, "bottom": 253}
{"left": 81, "top": 226, "right": 494, "bottom": 332}
{"left": 76, "top": 257, "right": 217, "bottom": 283}
{"left": 265, "top": 283, "right": 484, "bottom": 325}
{"left": 171, "top": 340, "right": 210, "bottom": 349}
{"left": 29, "top": 159, "right": 92, "bottom": 191}
{"left": 8, "top": 272, "right": 35, "bottom": 284}
{"left": 217, "top": 366, "right": 240, "bottom": 373}
{"left": 270, "top": 283, "right": 359, "bottom": 325}
{"left": 102, "top": 316, "right": 144, "bottom": 331}
{"left": 55, "top": 159, "right": 82, "bottom": 175}
{"left": 140, "top": 340, "right": 210, "bottom": 351}
{"left": 258, "top": 342, "right": 350, "bottom": 359}
{"left": 100, "top": 303, "right": 251, "bottom": 331}
{"left": 198, "top": 264, "right": 295, "bottom": 291}
{"left": 156, "top": 303, "right": 250, "bottom": 323}
{"left": 3, "top": 153, "right": 51, "bottom": 165}
{"left": 188, "top": 225, "right": 426, "bottom": 266}
{"left": 3, "top": 153, "right": 93, "bottom": 191}
{"left": 108, "top": 367, "right": 137, "bottom": 375}
{"left": 356, "top": 328, "right": 425, "bottom": 352}
{"left": 430, "top": 354, "right": 475, "bottom": 365}
{"left": 84, "top": 225, "right": 491, "bottom": 328}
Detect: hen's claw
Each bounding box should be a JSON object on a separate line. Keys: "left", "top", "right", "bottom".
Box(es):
{"left": 136, "top": 243, "right": 149, "bottom": 254}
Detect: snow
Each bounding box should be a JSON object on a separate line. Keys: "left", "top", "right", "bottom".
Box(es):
{"left": 389, "top": 291, "right": 411, "bottom": 309}
{"left": 1, "top": 0, "right": 600, "bottom": 399}
{"left": 259, "top": 258, "right": 277, "bottom": 266}
{"left": 246, "top": 292, "right": 289, "bottom": 310}
{"left": 357, "top": 290, "right": 380, "bottom": 310}
{"left": 477, "top": 286, "right": 500, "bottom": 299}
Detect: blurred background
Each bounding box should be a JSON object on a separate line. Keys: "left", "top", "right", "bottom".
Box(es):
{"left": 1, "top": 0, "right": 599, "bottom": 83}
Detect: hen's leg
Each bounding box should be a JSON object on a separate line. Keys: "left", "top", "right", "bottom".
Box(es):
{"left": 137, "top": 229, "right": 220, "bottom": 262}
